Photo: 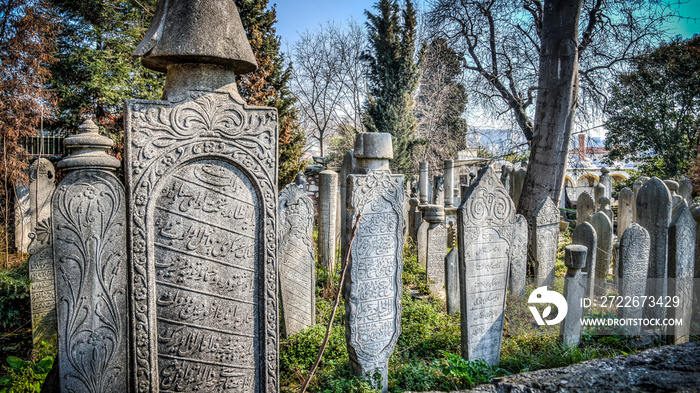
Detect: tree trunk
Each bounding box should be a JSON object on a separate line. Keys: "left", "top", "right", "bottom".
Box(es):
{"left": 519, "top": 0, "right": 582, "bottom": 220}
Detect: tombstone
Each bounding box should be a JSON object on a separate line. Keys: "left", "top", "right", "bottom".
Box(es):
{"left": 457, "top": 166, "right": 514, "bottom": 366}
{"left": 27, "top": 219, "right": 56, "bottom": 347}
{"left": 295, "top": 172, "right": 307, "bottom": 191}
{"left": 445, "top": 249, "right": 459, "bottom": 315}
{"left": 424, "top": 205, "right": 447, "bottom": 295}
{"left": 29, "top": 158, "right": 56, "bottom": 229}
{"left": 618, "top": 224, "right": 650, "bottom": 336}
{"left": 666, "top": 179, "right": 687, "bottom": 217}
{"left": 417, "top": 219, "right": 429, "bottom": 268}
{"left": 572, "top": 221, "right": 597, "bottom": 298}
{"left": 446, "top": 216, "right": 456, "bottom": 249}
{"left": 318, "top": 170, "right": 338, "bottom": 274}
{"left": 433, "top": 175, "right": 444, "bottom": 205}
{"left": 344, "top": 133, "right": 404, "bottom": 392}
{"left": 500, "top": 165, "right": 510, "bottom": 192}
{"left": 408, "top": 198, "right": 419, "bottom": 242}
{"left": 509, "top": 214, "right": 528, "bottom": 297}
{"left": 278, "top": 183, "right": 315, "bottom": 337}
{"left": 691, "top": 205, "right": 700, "bottom": 327}
{"left": 419, "top": 161, "right": 429, "bottom": 205}
{"left": 594, "top": 183, "right": 605, "bottom": 211}
{"left": 511, "top": 161, "right": 527, "bottom": 207}
{"left": 636, "top": 178, "right": 672, "bottom": 321}
{"left": 532, "top": 197, "right": 560, "bottom": 288}
{"left": 576, "top": 192, "right": 594, "bottom": 223}
{"left": 599, "top": 196, "right": 613, "bottom": 226}
{"left": 679, "top": 177, "right": 693, "bottom": 206}
{"left": 599, "top": 166, "right": 612, "bottom": 201}
{"left": 632, "top": 176, "right": 650, "bottom": 222}
{"left": 13, "top": 180, "right": 31, "bottom": 252}
{"left": 53, "top": 120, "right": 128, "bottom": 393}
{"left": 559, "top": 245, "right": 587, "bottom": 348}
{"left": 339, "top": 150, "right": 354, "bottom": 261}
{"left": 444, "top": 160, "right": 454, "bottom": 207}
{"left": 590, "top": 212, "right": 613, "bottom": 296}
{"left": 126, "top": 4, "right": 279, "bottom": 389}
{"left": 617, "top": 187, "right": 634, "bottom": 239}
{"left": 667, "top": 205, "right": 695, "bottom": 344}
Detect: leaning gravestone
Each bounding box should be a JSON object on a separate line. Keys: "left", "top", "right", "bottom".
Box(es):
{"left": 572, "top": 221, "right": 597, "bottom": 298}
{"left": 667, "top": 205, "right": 695, "bottom": 344}
{"left": 318, "top": 170, "right": 338, "bottom": 274}
{"left": 53, "top": 119, "right": 128, "bottom": 393}
{"left": 14, "top": 180, "right": 31, "bottom": 252}
{"left": 27, "top": 219, "right": 56, "bottom": 347}
{"left": 560, "top": 245, "right": 587, "bottom": 348}
{"left": 126, "top": 2, "right": 279, "bottom": 390}
{"left": 637, "top": 178, "right": 672, "bottom": 321}
{"left": 533, "top": 197, "right": 560, "bottom": 287}
{"left": 576, "top": 192, "right": 594, "bottom": 223}
{"left": 617, "top": 187, "right": 634, "bottom": 239}
{"left": 618, "top": 223, "right": 650, "bottom": 336}
{"left": 509, "top": 214, "right": 527, "bottom": 297}
{"left": 424, "top": 205, "right": 447, "bottom": 295}
{"left": 457, "top": 166, "right": 514, "bottom": 366}
{"left": 590, "top": 212, "right": 613, "bottom": 296}
{"left": 344, "top": 133, "right": 404, "bottom": 392}
{"left": 278, "top": 183, "right": 315, "bottom": 337}
{"left": 29, "top": 158, "right": 55, "bottom": 229}
{"left": 445, "top": 249, "right": 460, "bottom": 315}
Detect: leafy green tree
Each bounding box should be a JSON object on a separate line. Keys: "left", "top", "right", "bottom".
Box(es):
{"left": 235, "top": 0, "right": 306, "bottom": 187}
{"left": 362, "top": 0, "right": 421, "bottom": 176}
{"left": 605, "top": 36, "right": 700, "bottom": 180}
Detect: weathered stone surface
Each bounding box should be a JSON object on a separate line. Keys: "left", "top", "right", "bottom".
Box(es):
{"left": 14, "top": 180, "right": 31, "bottom": 252}
{"left": 457, "top": 166, "right": 514, "bottom": 366}
{"left": 424, "top": 205, "right": 447, "bottom": 295}
{"left": 444, "top": 160, "right": 454, "bottom": 207}
{"left": 679, "top": 177, "right": 693, "bottom": 206}
{"left": 433, "top": 175, "right": 444, "bottom": 205}
{"left": 692, "top": 204, "right": 700, "bottom": 327}
{"left": 533, "top": 197, "right": 560, "bottom": 288}
{"left": 560, "top": 245, "right": 587, "bottom": 348}
{"left": 417, "top": 219, "right": 429, "bottom": 268}
{"left": 408, "top": 198, "right": 420, "bottom": 242}
{"left": 511, "top": 162, "right": 526, "bottom": 208}
{"left": 572, "top": 221, "right": 597, "bottom": 298}
{"left": 28, "top": 219, "right": 56, "bottom": 348}
{"left": 318, "top": 170, "right": 338, "bottom": 274}
{"left": 667, "top": 205, "right": 695, "bottom": 344}
{"left": 593, "top": 183, "right": 605, "bottom": 211}
{"left": 53, "top": 120, "right": 128, "bottom": 393}
{"left": 339, "top": 150, "right": 354, "bottom": 262}
{"left": 344, "top": 133, "right": 404, "bottom": 392}
{"left": 576, "top": 192, "right": 594, "bottom": 224}
{"left": 632, "top": 176, "right": 650, "bottom": 222}
{"left": 599, "top": 166, "right": 612, "bottom": 201}
{"left": 509, "top": 214, "right": 527, "bottom": 297}
{"left": 445, "top": 208, "right": 457, "bottom": 248}
{"left": 29, "top": 158, "right": 55, "bottom": 228}
{"left": 278, "top": 184, "right": 315, "bottom": 337}
{"left": 637, "top": 177, "right": 671, "bottom": 321}
{"left": 445, "top": 248, "right": 459, "bottom": 316}
{"left": 419, "top": 161, "right": 429, "bottom": 205}
{"left": 618, "top": 223, "right": 650, "bottom": 336}
{"left": 590, "top": 212, "right": 613, "bottom": 296}
{"left": 617, "top": 187, "right": 634, "bottom": 239}
{"left": 599, "top": 196, "right": 613, "bottom": 226}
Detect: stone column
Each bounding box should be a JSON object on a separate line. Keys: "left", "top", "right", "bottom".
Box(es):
{"left": 560, "top": 245, "right": 587, "bottom": 348}
{"left": 590, "top": 212, "right": 613, "bottom": 296}
{"left": 319, "top": 170, "right": 338, "bottom": 274}
{"left": 533, "top": 197, "right": 560, "bottom": 287}
{"left": 618, "top": 223, "right": 649, "bottom": 336}
{"left": 345, "top": 133, "right": 404, "bottom": 392}
{"left": 667, "top": 205, "right": 695, "bottom": 344}
{"left": 419, "top": 161, "right": 429, "bottom": 205}
{"left": 53, "top": 119, "right": 128, "bottom": 393}
{"left": 444, "top": 160, "right": 454, "bottom": 207}
{"left": 573, "top": 221, "right": 597, "bottom": 298}
{"left": 424, "top": 205, "right": 446, "bottom": 295}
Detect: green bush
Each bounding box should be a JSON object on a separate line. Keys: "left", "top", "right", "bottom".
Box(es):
{"left": 0, "top": 262, "right": 31, "bottom": 331}
{"left": 0, "top": 343, "right": 55, "bottom": 393}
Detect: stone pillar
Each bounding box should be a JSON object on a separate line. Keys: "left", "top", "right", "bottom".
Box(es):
{"left": 345, "top": 133, "right": 404, "bottom": 392}
{"left": 28, "top": 219, "right": 56, "bottom": 348}
{"left": 667, "top": 205, "right": 695, "bottom": 344}
{"left": 424, "top": 205, "right": 446, "bottom": 295}
{"left": 533, "top": 197, "right": 560, "bottom": 287}
{"left": 419, "top": 161, "right": 429, "bottom": 205}
{"left": 573, "top": 221, "right": 597, "bottom": 298}
{"left": 53, "top": 119, "right": 128, "bottom": 393}
{"left": 444, "top": 160, "right": 454, "bottom": 207}
{"left": 560, "top": 245, "right": 587, "bottom": 348}
{"left": 590, "top": 212, "right": 613, "bottom": 296}
{"left": 617, "top": 187, "right": 634, "bottom": 239}
{"left": 319, "top": 170, "right": 338, "bottom": 274}
{"left": 445, "top": 249, "right": 459, "bottom": 315}
{"left": 600, "top": 166, "right": 612, "bottom": 201}
{"left": 576, "top": 192, "right": 594, "bottom": 223}
{"left": 618, "top": 223, "right": 649, "bottom": 336}
{"left": 509, "top": 214, "right": 528, "bottom": 297}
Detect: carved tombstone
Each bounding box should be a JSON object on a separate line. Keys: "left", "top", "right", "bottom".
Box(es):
{"left": 509, "top": 214, "right": 528, "bottom": 297}
{"left": 457, "top": 166, "right": 514, "bottom": 366}
{"left": 445, "top": 249, "right": 460, "bottom": 315}
{"left": 53, "top": 120, "right": 128, "bottom": 393}
{"left": 28, "top": 219, "right": 56, "bottom": 347}
{"left": 637, "top": 178, "right": 672, "bottom": 321}
{"left": 14, "top": 180, "right": 31, "bottom": 252}
{"left": 667, "top": 205, "right": 696, "bottom": 344}
{"left": 532, "top": 197, "right": 560, "bottom": 287}
{"left": 590, "top": 212, "right": 613, "bottom": 296}
{"left": 572, "top": 221, "right": 597, "bottom": 298}
{"left": 424, "top": 205, "right": 447, "bottom": 296}
{"left": 318, "top": 170, "right": 338, "bottom": 274}
{"left": 278, "top": 184, "right": 315, "bottom": 337}
{"left": 618, "top": 223, "right": 650, "bottom": 336}
{"left": 559, "top": 245, "right": 587, "bottom": 348}
{"left": 576, "top": 192, "right": 594, "bottom": 223}
{"left": 617, "top": 187, "right": 634, "bottom": 239}
{"left": 344, "top": 133, "right": 404, "bottom": 392}
{"left": 30, "top": 158, "right": 56, "bottom": 229}
{"left": 126, "top": 3, "right": 279, "bottom": 390}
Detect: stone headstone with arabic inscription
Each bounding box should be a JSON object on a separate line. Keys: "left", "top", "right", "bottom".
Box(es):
{"left": 424, "top": 205, "right": 447, "bottom": 296}
{"left": 28, "top": 219, "right": 56, "bottom": 347}
{"left": 618, "top": 223, "right": 649, "bottom": 336}
{"left": 533, "top": 197, "right": 560, "bottom": 288}
{"left": 667, "top": 205, "right": 695, "bottom": 344}
{"left": 590, "top": 212, "right": 613, "bottom": 296}
{"left": 509, "top": 214, "right": 527, "bottom": 297}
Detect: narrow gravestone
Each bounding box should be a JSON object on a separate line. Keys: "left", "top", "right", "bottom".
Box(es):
{"left": 278, "top": 183, "right": 315, "bottom": 337}
{"left": 691, "top": 205, "right": 700, "bottom": 327}
{"left": 679, "top": 177, "right": 693, "bottom": 206}
{"left": 632, "top": 176, "right": 650, "bottom": 222}
{"left": 573, "top": 221, "right": 597, "bottom": 298}
{"left": 126, "top": 4, "right": 279, "bottom": 389}
{"left": 419, "top": 161, "right": 429, "bottom": 205}
{"left": 590, "top": 212, "right": 613, "bottom": 296}
{"left": 509, "top": 214, "right": 528, "bottom": 297}
{"left": 457, "top": 166, "right": 514, "bottom": 366}
{"left": 344, "top": 133, "right": 404, "bottom": 392}
{"left": 445, "top": 249, "right": 459, "bottom": 315}
{"left": 27, "top": 219, "right": 56, "bottom": 347}
{"left": 618, "top": 223, "right": 650, "bottom": 336}
{"left": 576, "top": 192, "right": 594, "bottom": 224}
{"left": 444, "top": 160, "right": 454, "bottom": 207}
{"left": 340, "top": 150, "right": 354, "bottom": 262}
{"left": 594, "top": 183, "right": 605, "bottom": 211}
{"left": 53, "top": 120, "right": 128, "bottom": 393}
{"left": 637, "top": 178, "right": 672, "bottom": 321}
{"left": 533, "top": 197, "right": 560, "bottom": 288}
{"left": 408, "top": 198, "right": 419, "bottom": 242}
{"left": 617, "top": 187, "right": 634, "bottom": 239}
{"left": 560, "top": 245, "right": 587, "bottom": 348}
{"left": 424, "top": 205, "right": 447, "bottom": 296}
{"left": 13, "top": 180, "right": 31, "bottom": 252}
{"left": 666, "top": 180, "right": 686, "bottom": 217}
{"left": 417, "top": 219, "right": 429, "bottom": 268}
{"left": 599, "top": 197, "right": 613, "bottom": 227}
{"left": 318, "top": 170, "right": 338, "bottom": 274}
{"left": 29, "top": 158, "right": 56, "bottom": 229}
{"left": 600, "top": 166, "right": 612, "bottom": 201}
{"left": 511, "top": 161, "right": 527, "bottom": 208}
{"left": 667, "top": 205, "right": 695, "bottom": 344}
